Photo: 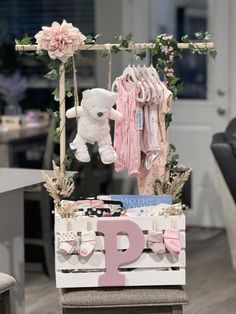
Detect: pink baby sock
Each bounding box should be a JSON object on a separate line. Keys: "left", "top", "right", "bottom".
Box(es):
{"left": 164, "top": 228, "right": 181, "bottom": 256}
{"left": 79, "top": 231, "right": 96, "bottom": 257}
{"left": 58, "top": 231, "right": 78, "bottom": 255}
{"left": 147, "top": 230, "right": 166, "bottom": 254}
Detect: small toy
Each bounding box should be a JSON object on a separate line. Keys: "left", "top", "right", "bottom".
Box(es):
{"left": 66, "top": 88, "right": 122, "bottom": 164}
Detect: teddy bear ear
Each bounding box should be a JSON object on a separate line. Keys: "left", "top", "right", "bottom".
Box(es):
{"left": 82, "top": 89, "right": 92, "bottom": 98}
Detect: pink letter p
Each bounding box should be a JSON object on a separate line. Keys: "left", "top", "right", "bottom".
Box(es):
{"left": 97, "top": 219, "right": 145, "bottom": 286}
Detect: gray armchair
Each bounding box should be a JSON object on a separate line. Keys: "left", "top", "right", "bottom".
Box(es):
{"left": 211, "top": 118, "right": 236, "bottom": 270}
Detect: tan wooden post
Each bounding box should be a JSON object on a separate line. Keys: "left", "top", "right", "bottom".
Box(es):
{"left": 59, "top": 63, "right": 66, "bottom": 166}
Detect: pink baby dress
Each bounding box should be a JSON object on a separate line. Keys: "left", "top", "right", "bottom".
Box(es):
{"left": 114, "top": 77, "right": 142, "bottom": 176}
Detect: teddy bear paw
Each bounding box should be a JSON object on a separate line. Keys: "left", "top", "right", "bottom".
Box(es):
{"left": 100, "top": 149, "right": 117, "bottom": 164}
{"left": 75, "top": 151, "right": 91, "bottom": 163}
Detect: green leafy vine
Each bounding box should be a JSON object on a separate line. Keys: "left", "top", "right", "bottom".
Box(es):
{"left": 15, "top": 34, "right": 33, "bottom": 45}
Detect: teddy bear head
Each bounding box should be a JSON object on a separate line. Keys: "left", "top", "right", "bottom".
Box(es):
{"left": 81, "top": 88, "right": 117, "bottom": 121}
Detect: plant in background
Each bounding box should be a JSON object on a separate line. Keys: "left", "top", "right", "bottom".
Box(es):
{"left": 0, "top": 71, "right": 27, "bottom": 114}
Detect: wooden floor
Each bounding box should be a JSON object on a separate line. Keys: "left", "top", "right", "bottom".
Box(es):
{"left": 25, "top": 229, "right": 236, "bottom": 314}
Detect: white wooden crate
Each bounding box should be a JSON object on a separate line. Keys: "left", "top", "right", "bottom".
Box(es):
{"left": 55, "top": 215, "right": 186, "bottom": 288}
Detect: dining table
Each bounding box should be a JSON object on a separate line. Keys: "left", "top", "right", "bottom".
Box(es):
{"left": 0, "top": 123, "right": 48, "bottom": 167}
{"left": 0, "top": 168, "right": 54, "bottom": 314}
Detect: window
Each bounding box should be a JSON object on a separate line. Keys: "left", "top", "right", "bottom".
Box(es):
{"left": 0, "top": 0, "right": 95, "bottom": 111}
{"left": 0, "top": 0, "right": 94, "bottom": 43}
{"left": 150, "top": 0, "right": 208, "bottom": 99}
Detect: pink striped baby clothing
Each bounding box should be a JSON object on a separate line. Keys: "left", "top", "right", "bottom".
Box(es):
{"left": 114, "top": 77, "right": 142, "bottom": 176}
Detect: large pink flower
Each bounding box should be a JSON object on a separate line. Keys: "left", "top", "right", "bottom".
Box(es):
{"left": 35, "top": 20, "right": 86, "bottom": 63}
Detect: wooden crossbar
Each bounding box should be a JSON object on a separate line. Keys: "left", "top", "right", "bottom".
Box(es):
{"left": 15, "top": 42, "right": 214, "bottom": 52}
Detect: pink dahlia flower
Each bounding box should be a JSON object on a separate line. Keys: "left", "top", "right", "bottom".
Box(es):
{"left": 35, "top": 20, "right": 86, "bottom": 63}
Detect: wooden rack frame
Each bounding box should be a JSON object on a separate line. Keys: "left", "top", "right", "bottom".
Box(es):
{"left": 15, "top": 42, "right": 214, "bottom": 166}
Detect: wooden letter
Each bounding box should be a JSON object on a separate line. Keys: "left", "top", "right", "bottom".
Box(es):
{"left": 97, "top": 219, "right": 145, "bottom": 286}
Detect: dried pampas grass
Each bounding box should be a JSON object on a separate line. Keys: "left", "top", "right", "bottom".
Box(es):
{"left": 154, "top": 168, "right": 191, "bottom": 203}
{"left": 42, "top": 161, "right": 75, "bottom": 216}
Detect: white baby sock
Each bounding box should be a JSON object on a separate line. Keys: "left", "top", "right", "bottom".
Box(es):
{"left": 58, "top": 231, "right": 78, "bottom": 255}
{"left": 79, "top": 231, "right": 96, "bottom": 257}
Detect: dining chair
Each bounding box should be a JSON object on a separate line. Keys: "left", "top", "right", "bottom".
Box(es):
{"left": 24, "top": 117, "right": 56, "bottom": 278}
{"left": 0, "top": 273, "right": 16, "bottom": 314}
{"left": 59, "top": 286, "right": 188, "bottom": 314}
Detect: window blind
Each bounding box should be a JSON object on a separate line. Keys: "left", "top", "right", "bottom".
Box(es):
{"left": 0, "top": 0, "right": 94, "bottom": 44}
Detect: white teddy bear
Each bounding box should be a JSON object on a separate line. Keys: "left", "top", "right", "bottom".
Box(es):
{"left": 66, "top": 88, "right": 122, "bottom": 164}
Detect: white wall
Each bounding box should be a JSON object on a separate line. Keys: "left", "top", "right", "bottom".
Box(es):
{"left": 95, "top": 0, "right": 123, "bottom": 88}
{"left": 95, "top": 0, "right": 150, "bottom": 87}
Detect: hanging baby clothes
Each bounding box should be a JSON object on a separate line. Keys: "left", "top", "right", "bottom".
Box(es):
{"left": 138, "top": 81, "right": 173, "bottom": 194}
{"left": 114, "top": 77, "right": 142, "bottom": 176}
{"left": 139, "top": 75, "right": 154, "bottom": 160}
{"left": 113, "top": 65, "right": 173, "bottom": 192}
{"left": 140, "top": 69, "right": 161, "bottom": 170}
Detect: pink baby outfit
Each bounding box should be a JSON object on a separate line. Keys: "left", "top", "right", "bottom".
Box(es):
{"left": 114, "top": 77, "right": 142, "bottom": 176}
{"left": 138, "top": 82, "right": 173, "bottom": 194}
{"left": 139, "top": 76, "right": 154, "bottom": 158}
{"left": 142, "top": 72, "right": 161, "bottom": 170}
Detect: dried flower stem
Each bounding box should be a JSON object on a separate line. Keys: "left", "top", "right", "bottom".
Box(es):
{"left": 154, "top": 168, "right": 192, "bottom": 203}
{"left": 42, "top": 160, "right": 75, "bottom": 216}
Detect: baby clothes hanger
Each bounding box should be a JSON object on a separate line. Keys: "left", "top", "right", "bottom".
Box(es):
{"left": 132, "top": 60, "right": 150, "bottom": 97}
{"left": 111, "top": 57, "right": 137, "bottom": 91}
{"left": 112, "top": 52, "right": 134, "bottom": 92}
{"left": 112, "top": 47, "right": 146, "bottom": 102}
{"left": 144, "top": 52, "right": 164, "bottom": 104}
{"left": 121, "top": 49, "right": 138, "bottom": 81}
{"left": 136, "top": 66, "right": 152, "bottom": 103}
{"left": 121, "top": 64, "right": 137, "bottom": 82}
{"left": 135, "top": 47, "right": 152, "bottom": 103}
{"left": 147, "top": 53, "right": 161, "bottom": 82}
{"left": 111, "top": 67, "right": 146, "bottom": 103}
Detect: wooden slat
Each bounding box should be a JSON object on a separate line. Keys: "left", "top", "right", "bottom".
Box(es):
{"left": 55, "top": 232, "right": 186, "bottom": 250}
{"left": 55, "top": 215, "right": 186, "bottom": 233}
{"left": 55, "top": 269, "right": 185, "bottom": 288}
{"left": 55, "top": 250, "right": 186, "bottom": 270}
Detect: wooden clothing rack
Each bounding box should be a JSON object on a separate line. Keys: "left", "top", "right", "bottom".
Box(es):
{"left": 15, "top": 42, "right": 214, "bottom": 166}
